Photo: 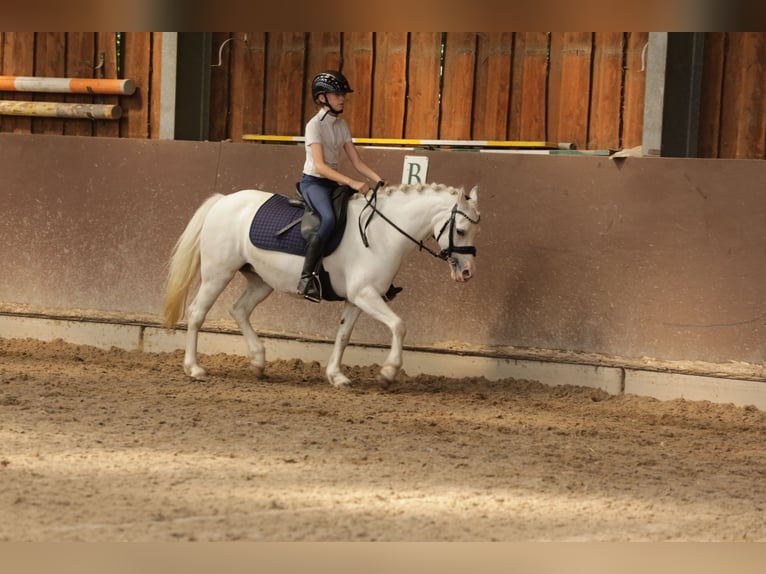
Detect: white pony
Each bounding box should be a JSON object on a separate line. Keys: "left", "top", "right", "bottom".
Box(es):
{"left": 163, "top": 183, "right": 480, "bottom": 388}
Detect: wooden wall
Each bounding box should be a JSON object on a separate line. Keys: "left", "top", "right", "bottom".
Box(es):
{"left": 1, "top": 32, "right": 766, "bottom": 158}
{"left": 699, "top": 32, "right": 766, "bottom": 159}
{"left": 0, "top": 32, "right": 162, "bottom": 138}
{"left": 209, "top": 32, "right": 651, "bottom": 151}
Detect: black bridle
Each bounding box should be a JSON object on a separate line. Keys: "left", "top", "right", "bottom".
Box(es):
{"left": 358, "top": 183, "right": 480, "bottom": 261}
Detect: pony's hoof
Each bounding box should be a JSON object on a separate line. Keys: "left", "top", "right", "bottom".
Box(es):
{"left": 377, "top": 374, "right": 394, "bottom": 390}
{"left": 189, "top": 366, "right": 208, "bottom": 380}
{"left": 330, "top": 375, "right": 352, "bottom": 389}
{"left": 378, "top": 365, "right": 398, "bottom": 389}
{"left": 249, "top": 364, "right": 265, "bottom": 379}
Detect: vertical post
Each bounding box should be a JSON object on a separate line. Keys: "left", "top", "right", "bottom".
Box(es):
{"left": 158, "top": 32, "right": 177, "bottom": 140}
{"left": 661, "top": 33, "right": 705, "bottom": 158}
{"left": 643, "top": 32, "right": 706, "bottom": 157}
{"left": 642, "top": 33, "right": 667, "bottom": 157}
{"left": 174, "top": 33, "right": 212, "bottom": 141}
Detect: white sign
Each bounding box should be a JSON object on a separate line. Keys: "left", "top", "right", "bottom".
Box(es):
{"left": 402, "top": 155, "right": 429, "bottom": 185}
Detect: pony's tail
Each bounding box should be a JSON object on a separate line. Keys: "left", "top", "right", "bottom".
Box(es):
{"left": 162, "top": 194, "right": 224, "bottom": 327}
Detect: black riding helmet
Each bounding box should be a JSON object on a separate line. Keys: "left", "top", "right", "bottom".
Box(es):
{"left": 311, "top": 70, "right": 354, "bottom": 106}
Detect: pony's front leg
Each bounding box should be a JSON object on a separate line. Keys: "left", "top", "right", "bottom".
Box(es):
{"left": 326, "top": 301, "right": 362, "bottom": 388}
{"left": 350, "top": 287, "right": 406, "bottom": 388}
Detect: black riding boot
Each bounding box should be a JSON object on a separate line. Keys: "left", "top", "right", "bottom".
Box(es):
{"left": 297, "top": 233, "right": 325, "bottom": 302}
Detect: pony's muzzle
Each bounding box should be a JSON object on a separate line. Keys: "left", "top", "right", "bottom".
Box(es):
{"left": 449, "top": 258, "right": 474, "bottom": 282}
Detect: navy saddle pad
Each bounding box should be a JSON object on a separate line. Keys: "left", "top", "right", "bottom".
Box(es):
{"left": 248, "top": 194, "right": 343, "bottom": 256}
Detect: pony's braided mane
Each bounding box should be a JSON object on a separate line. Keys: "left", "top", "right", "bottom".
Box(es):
{"left": 351, "top": 183, "right": 462, "bottom": 199}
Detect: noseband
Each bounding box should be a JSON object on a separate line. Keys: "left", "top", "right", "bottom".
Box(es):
{"left": 359, "top": 186, "right": 480, "bottom": 262}
{"left": 434, "top": 204, "right": 481, "bottom": 260}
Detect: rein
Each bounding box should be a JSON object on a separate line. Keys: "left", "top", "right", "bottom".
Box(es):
{"left": 358, "top": 183, "right": 480, "bottom": 261}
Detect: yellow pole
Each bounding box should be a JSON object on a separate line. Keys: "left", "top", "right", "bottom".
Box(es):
{"left": 241, "top": 134, "right": 570, "bottom": 149}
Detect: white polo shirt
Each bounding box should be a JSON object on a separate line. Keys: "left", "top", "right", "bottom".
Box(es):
{"left": 302, "top": 110, "right": 352, "bottom": 176}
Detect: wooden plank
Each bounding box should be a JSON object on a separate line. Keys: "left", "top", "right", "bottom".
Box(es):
{"left": 473, "top": 32, "right": 513, "bottom": 140}
{"left": 622, "top": 32, "right": 648, "bottom": 149}
{"left": 307, "top": 32, "right": 341, "bottom": 71}
{"left": 697, "top": 32, "right": 726, "bottom": 158}
{"left": 32, "top": 32, "right": 66, "bottom": 135}
{"left": 439, "top": 32, "right": 477, "bottom": 140}
{"left": 404, "top": 32, "right": 441, "bottom": 139}
{"left": 342, "top": 32, "right": 373, "bottom": 137}
{"left": 371, "top": 32, "right": 408, "bottom": 138}
{"left": 303, "top": 32, "right": 341, "bottom": 129}
{"left": 0, "top": 33, "right": 35, "bottom": 77}
{"left": 510, "top": 32, "right": 549, "bottom": 141}
{"left": 473, "top": 33, "right": 490, "bottom": 139}
{"left": 734, "top": 33, "right": 766, "bottom": 158}
{"left": 208, "top": 32, "right": 232, "bottom": 141}
{"left": 486, "top": 32, "right": 514, "bottom": 139}
{"left": 588, "top": 32, "right": 623, "bottom": 150}
{"left": 120, "top": 32, "right": 152, "bottom": 139}
{"left": 148, "top": 33, "right": 162, "bottom": 139}
{"left": 1, "top": 32, "right": 35, "bottom": 134}
{"left": 550, "top": 32, "right": 593, "bottom": 148}
{"left": 719, "top": 33, "right": 745, "bottom": 158}
{"left": 64, "top": 32, "right": 96, "bottom": 136}
{"left": 264, "top": 32, "right": 306, "bottom": 137}
{"left": 228, "top": 32, "right": 266, "bottom": 142}
{"left": 547, "top": 32, "right": 563, "bottom": 144}
{"left": 93, "top": 32, "right": 119, "bottom": 138}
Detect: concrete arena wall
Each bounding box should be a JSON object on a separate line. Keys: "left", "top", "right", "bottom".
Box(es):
{"left": 1, "top": 133, "right": 765, "bottom": 387}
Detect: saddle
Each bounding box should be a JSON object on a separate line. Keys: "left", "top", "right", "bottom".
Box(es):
{"left": 248, "top": 184, "right": 353, "bottom": 259}
{"left": 248, "top": 184, "right": 403, "bottom": 303}
{"left": 248, "top": 185, "right": 353, "bottom": 302}
{"left": 292, "top": 183, "right": 354, "bottom": 247}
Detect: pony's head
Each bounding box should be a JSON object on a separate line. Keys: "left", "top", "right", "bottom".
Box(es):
{"left": 434, "top": 185, "right": 480, "bottom": 282}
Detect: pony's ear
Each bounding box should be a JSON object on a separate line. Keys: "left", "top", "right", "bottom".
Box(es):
{"left": 465, "top": 185, "right": 478, "bottom": 203}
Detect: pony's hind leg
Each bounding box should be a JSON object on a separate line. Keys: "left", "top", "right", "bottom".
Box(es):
{"left": 231, "top": 269, "right": 274, "bottom": 378}
{"left": 185, "top": 270, "right": 236, "bottom": 379}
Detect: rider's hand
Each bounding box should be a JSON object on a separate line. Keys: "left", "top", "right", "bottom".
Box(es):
{"left": 350, "top": 180, "right": 368, "bottom": 193}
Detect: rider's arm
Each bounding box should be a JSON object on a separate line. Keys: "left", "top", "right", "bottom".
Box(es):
{"left": 344, "top": 142, "right": 383, "bottom": 186}
{"left": 310, "top": 142, "right": 371, "bottom": 193}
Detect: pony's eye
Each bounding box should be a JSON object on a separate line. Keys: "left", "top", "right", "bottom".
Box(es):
{"left": 456, "top": 228, "right": 466, "bottom": 237}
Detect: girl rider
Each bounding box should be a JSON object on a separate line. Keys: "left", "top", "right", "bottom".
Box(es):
{"left": 297, "top": 70, "right": 384, "bottom": 302}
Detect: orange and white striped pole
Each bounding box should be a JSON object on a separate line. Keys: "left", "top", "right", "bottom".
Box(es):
{"left": 0, "top": 76, "right": 135, "bottom": 96}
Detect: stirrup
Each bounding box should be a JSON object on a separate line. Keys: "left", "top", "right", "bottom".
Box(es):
{"left": 298, "top": 274, "right": 321, "bottom": 303}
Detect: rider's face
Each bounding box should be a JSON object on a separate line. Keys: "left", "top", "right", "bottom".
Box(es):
{"left": 323, "top": 92, "right": 346, "bottom": 111}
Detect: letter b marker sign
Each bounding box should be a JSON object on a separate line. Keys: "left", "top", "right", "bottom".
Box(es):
{"left": 402, "top": 155, "right": 429, "bottom": 185}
